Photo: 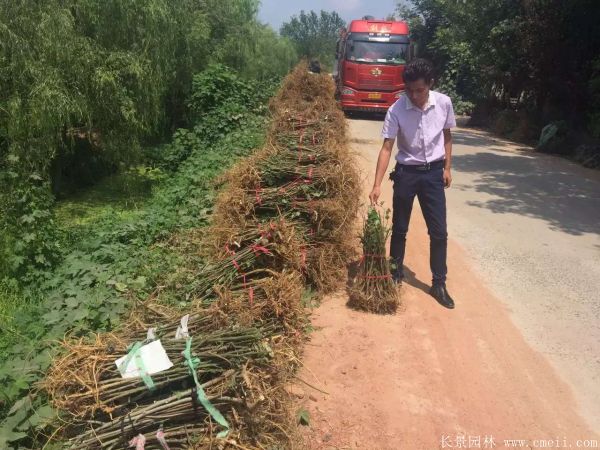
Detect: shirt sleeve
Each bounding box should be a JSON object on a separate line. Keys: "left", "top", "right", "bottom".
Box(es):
{"left": 444, "top": 98, "right": 457, "bottom": 129}
{"left": 381, "top": 106, "right": 399, "bottom": 139}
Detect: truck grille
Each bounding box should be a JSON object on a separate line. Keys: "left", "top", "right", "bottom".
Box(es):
{"left": 358, "top": 78, "right": 394, "bottom": 90}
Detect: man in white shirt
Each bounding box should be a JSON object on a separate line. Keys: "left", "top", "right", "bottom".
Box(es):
{"left": 369, "top": 58, "right": 456, "bottom": 309}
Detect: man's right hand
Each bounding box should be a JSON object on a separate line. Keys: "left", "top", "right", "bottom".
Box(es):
{"left": 369, "top": 185, "right": 381, "bottom": 205}
{"left": 370, "top": 138, "right": 394, "bottom": 206}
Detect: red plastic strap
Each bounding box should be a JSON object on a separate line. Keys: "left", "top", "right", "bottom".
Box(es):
{"left": 156, "top": 428, "right": 170, "bottom": 450}
{"left": 259, "top": 222, "right": 275, "bottom": 239}
{"left": 250, "top": 244, "right": 273, "bottom": 256}
{"left": 129, "top": 434, "right": 146, "bottom": 450}
{"left": 224, "top": 244, "right": 235, "bottom": 256}
{"left": 255, "top": 181, "right": 262, "bottom": 205}
{"left": 225, "top": 245, "right": 248, "bottom": 288}
{"left": 225, "top": 244, "right": 253, "bottom": 289}
{"left": 306, "top": 166, "right": 313, "bottom": 182}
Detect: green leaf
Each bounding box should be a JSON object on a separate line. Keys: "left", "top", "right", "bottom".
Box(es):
{"left": 72, "top": 309, "right": 89, "bottom": 321}
{"left": 114, "top": 282, "right": 128, "bottom": 292}
{"left": 2, "top": 404, "right": 29, "bottom": 434}
{"left": 297, "top": 408, "right": 310, "bottom": 426}
{"left": 65, "top": 297, "right": 79, "bottom": 308}
{"left": 130, "top": 276, "right": 147, "bottom": 289}
{"left": 42, "top": 310, "right": 62, "bottom": 325}
{"left": 0, "top": 429, "right": 27, "bottom": 443}
{"left": 27, "top": 405, "right": 55, "bottom": 429}
{"left": 7, "top": 396, "right": 32, "bottom": 417}
{"left": 20, "top": 215, "right": 35, "bottom": 224}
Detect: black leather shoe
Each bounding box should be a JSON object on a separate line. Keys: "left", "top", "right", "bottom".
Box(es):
{"left": 429, "top": 284, "right": 455, "bottom": 309}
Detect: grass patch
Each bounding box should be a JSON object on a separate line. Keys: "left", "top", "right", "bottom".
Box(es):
{"left": 0, "top": 280, "right": 34, "bottom": 352}
{"left": 54, "top": 166, "right": 162, "bottom": 231}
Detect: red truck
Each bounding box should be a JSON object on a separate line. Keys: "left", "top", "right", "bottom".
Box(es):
{"left": 334, "top": 18, "right": 413, "bottom": 112}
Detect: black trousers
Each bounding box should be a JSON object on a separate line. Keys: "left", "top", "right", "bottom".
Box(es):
{"left": 390, "top": 161, "right": 448, "bottom": 286}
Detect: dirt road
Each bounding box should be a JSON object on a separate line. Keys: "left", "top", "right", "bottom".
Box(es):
{"left": 298, "top": 117, "right": 600, "bottom": 449}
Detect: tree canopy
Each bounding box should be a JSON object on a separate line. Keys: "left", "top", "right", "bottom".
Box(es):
{"left": 396, "top": 0, "right": 600, "bottom": 134}
{"left": 280, "top": 10, "right": 346, "bottom": 67}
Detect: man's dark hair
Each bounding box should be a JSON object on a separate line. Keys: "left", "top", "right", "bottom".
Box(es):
{"left": 403, "top": 58, "right": 435, "bottom": 83}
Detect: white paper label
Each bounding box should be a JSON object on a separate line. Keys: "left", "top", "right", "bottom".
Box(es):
{"left": 115, "top": 339, "right": 173, "bottom": 379}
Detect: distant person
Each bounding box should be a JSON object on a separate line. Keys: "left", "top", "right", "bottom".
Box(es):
{"left": 369, "top": 58, "right": 457, "bottom": 309}
{"left": 309, "top": 60, "right": 321, "bottom": 74}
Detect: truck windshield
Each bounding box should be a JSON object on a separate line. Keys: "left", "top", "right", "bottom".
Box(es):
{"left": 346, "top": 41, "right": 408, "bottom": 65}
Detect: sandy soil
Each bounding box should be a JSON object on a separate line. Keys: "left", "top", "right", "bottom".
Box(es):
{"left": 296, "top": 118, "right": 599, "bottom": 449}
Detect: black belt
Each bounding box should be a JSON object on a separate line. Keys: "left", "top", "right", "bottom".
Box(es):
{"left": 395, "top": 159, "right": 445, "bottom": 172}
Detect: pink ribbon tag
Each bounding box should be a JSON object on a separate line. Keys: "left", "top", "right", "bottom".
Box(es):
{"left": 129, "top": 433, "right": 146, "bottom": 450}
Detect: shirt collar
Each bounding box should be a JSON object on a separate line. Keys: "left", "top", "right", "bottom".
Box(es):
{"left": 405, "top": 91, "right": 436, "bottom": 111}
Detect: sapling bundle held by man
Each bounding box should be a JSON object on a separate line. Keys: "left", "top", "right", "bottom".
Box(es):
{"left": 348, "top": 207, "right": 399, "bottom": 314}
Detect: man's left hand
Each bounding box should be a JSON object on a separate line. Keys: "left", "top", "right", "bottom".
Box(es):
{"left": 443, "top": 169, "right": 452, "bottom": 188}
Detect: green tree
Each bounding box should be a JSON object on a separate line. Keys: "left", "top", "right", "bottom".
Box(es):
{"left": 396, "top": 0, "right": 600, "bottom": 128}
{"left": 0, "top": 0, "right": 297, "bottom": 281}
{"left": 280, "top": 10, "right": 346, "bottom": 67}
{"left": 0, "top": 0, "right": 202, "bottom": 278}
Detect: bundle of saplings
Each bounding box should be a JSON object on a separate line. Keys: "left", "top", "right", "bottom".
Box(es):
{"left": 348, "top": 207, "right": 399, "bottom": 314}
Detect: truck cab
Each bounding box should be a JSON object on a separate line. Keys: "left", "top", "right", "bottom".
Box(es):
{"left": 335, "top": 19, "right": 413, "bottom": 112}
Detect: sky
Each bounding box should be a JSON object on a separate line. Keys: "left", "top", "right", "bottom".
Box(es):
{"left": 258, "top": 0, "right": 399, "bottom": 32}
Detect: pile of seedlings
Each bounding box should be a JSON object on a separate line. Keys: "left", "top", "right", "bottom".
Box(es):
{"left": 39, "top": 63, "right": 360, "bottom": 449}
